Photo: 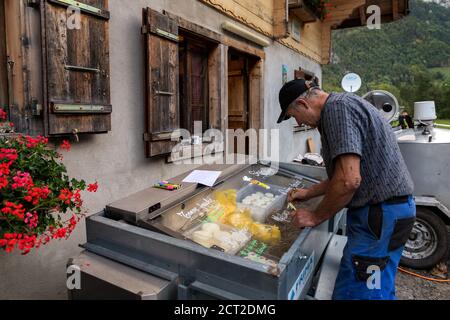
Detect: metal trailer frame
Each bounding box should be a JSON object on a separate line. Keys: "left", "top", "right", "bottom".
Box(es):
{"left": 79, "top": 163, "right": 343, "bottom": 300}
{"left": 394, "top": 127, "right": 450, "bottom": 267}
{"left": 397, "top": 128, "right": 450, "bottom": 220}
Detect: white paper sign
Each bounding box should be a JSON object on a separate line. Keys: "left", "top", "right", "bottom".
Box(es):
{"left": 182, "top": 170, "right": 222, "bottom": 187}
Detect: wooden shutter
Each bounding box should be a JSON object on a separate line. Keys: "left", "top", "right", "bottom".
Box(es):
{"left": 0, "top": 0, "right": 7, "bottom": 111}
{"left": 142, "top": 8, "right": 180, "bottom": 158}
{"left": 41, "top": 0, "right": 111, "bottom": 136}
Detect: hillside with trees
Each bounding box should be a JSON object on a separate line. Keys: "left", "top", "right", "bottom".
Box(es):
{"left": 323, "top": 0, "right": 450, "bottom": 118}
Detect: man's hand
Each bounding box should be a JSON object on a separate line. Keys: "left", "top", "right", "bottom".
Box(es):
{"left": 287, "top": 180, "right": 330, "bottom": 204}
{"left": 287, "top": 188, "right": 310, "bottom": 203}
{"left": 291, "top": 208, "right": 320, "bottom": 229}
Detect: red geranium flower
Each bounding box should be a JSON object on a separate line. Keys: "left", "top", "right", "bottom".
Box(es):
{"left": 0, "top": 175, "right": 8, "bottom": 190}
{"left": 87, "top": 182, "right": 99, "bottom": 193}
{"left": 1, "top": 202, "right": 26, "bottom": 220}
{"left": 58, "top": 188, "right": 74, "bottom": 205}
{"left": 60, "top": 140, "right": 71, "bottom": 152}
{"left": 73, "top": 189, "right": 83, "bottom": 208}
{"left": 0, "top": 148, "right": 18, "bottom": 164}
{"left": 0, "top": 108, "right": 7, "bottom": 120}
{"left": 1, "top": 133, "right": 94, "bottom": 255}
{"left": 11, "top": 171, "right": 33, "bottom": 190}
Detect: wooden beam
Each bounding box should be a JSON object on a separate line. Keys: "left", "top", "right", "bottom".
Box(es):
{"left": 221, "top": 45, "right": 228, "bottom": 135}
{"left": 165, "top": 10, "right": 222, "bottom": 44}
{"left": 222, "top": 35, "right": 266, "bottom": 59}
{"left": 0, "top": 0, "right": 8, "bottom": 109}
{"left": 198, "top": 0, "right": 273, "bottom": 39}
{"left": 208, "top": 44, "right": 223, "bottom": 131}
{"left": 166, "top": 9, "right": 265, "bottom": 59}
{"left": 321, "top": 23, "right": 332, "bottom": 64}
{"left": 273, "top": 0, "right": 289, "bottom": 39}
{"left": 248, "top": 58, "right": 263, "bottom": 131}
{"left": 359, "top": 5, "right": 367, "bottom": 26}
{"left": 321, "top": 0, "right": 365, "bottom": 64}
{"left": 307, "top": 137, "right": 316, "bottom": 153}
{"left": 392, "top": 0, "right": 399, "bottom": 20}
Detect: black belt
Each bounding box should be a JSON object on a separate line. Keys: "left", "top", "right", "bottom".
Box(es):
{"left": 350, "top": 195, "right": 411, "bottom": 209}
{"left": 383, "top": 195, "right": 411, "bottom": 205}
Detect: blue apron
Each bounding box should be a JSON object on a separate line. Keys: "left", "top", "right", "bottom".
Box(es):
{"left": 332, "top": 196, "right": 416, "bottom": 300}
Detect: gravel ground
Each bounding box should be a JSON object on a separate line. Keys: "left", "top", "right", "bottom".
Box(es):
{"left": 396, "top": 229, "right": 450, "bottom": 300}
{"left": 396, "top": 266, "right": 450, "bottom": 300}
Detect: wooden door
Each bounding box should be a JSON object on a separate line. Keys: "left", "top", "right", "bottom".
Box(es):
{"left": 228, "top": 52, "right": 248, "bottom": 132}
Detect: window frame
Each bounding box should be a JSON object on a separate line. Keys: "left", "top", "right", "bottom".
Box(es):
{"left": 179, "top": 31, "right": 215, "bottom": 135}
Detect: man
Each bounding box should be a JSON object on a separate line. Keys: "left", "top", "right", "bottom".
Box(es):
{"left": 277, "top": 79, "right": 416, "bottom": 300}
{"left": 398, "top": 111, "right": 414, "bottom": 129}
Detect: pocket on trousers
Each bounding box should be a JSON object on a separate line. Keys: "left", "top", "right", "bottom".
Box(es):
{"left": 388, "top": 217, "right": 416, "bottom": 252}
{"left": 352, "top": 255, "right": 390, "bottom": 282}
{"left": 368, "top": 204, "right": 383, "bottom": 240}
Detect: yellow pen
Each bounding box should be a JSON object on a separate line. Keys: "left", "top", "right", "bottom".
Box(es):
{"left": 243, "top": 176, "right": 270, "bottom": 190}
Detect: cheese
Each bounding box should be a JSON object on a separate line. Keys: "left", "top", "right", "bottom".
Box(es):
{"left": 192, "top": 230, "right": 214, "bottom": 248}
{"left": 202, "top": 223, "right": 221, "bottom": 235}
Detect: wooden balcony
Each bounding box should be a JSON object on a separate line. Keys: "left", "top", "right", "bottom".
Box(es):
{"left": 288, "top": 0, "right": 317, "bottom": 23}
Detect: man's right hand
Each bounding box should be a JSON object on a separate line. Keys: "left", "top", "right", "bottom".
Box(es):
{"left": 287, "top": 188, "right": 310, "bottom": 203}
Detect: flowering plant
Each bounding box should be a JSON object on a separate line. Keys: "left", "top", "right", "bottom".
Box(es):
{"left": 304, "top": 0, "right": 332, "bottom": 20}
{"left": 0, "top": 107, "right": 99, "bottom": 254}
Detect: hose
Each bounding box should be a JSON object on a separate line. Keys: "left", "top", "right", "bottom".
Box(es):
{"left": 398, "top": 267, "right": 450, "bottom": 283}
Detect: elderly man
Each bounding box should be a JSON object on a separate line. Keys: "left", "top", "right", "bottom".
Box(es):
{"left": 277, "top": 79, "right": 416, "bottom": 300}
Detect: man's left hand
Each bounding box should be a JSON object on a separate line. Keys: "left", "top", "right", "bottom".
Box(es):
{"left": 291, "top": 208, "right": 320, "bottom": 229}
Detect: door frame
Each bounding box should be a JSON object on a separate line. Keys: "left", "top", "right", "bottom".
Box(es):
{"left": 226, "top": 47, "right": 263, "bottom": 133}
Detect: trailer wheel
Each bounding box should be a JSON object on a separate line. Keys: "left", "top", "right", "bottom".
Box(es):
{"left": 400, "top": 208, "right": 449, "bottom": 270}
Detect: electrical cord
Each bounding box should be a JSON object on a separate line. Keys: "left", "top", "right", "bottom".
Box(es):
{"left": 398, "top": 267, "right": 450, "bottom": 283}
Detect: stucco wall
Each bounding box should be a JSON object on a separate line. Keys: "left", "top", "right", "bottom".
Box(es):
{"left": 0, "top": 0, "right": 321, "bottom": 299}
{"left": 264, "top": 41, "right": 323, "bottom": 162}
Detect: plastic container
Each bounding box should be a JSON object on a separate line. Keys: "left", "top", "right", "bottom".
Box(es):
{"left": 236, "top": 184, "right": 287, "bottom": 223}
{"left": 183, "top": 221, "right": 252, "bottom": 255}
{"left": 414, "top": 101, "right": 437, "bottom": 121}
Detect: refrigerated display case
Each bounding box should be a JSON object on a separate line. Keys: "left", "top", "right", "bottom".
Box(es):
{"left": 71, "top": 162, "right": 345, "bottom": 300}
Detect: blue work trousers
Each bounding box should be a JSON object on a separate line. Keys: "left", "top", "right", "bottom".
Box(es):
{"left": 333, "top": 196, "right": 416, "bottom": 300}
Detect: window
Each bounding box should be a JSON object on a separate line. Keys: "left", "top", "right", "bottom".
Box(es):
{"left": 142, "top": 8, "right": 223, "bottom": 158}
{"left": 142, "top": 8, "right": 263, "bottom": 159}
{"left": 179, "top": 32, "right": 216, "bottom": 134}
{"left": 291, "top": 19, "right": 301, "bottom": 42}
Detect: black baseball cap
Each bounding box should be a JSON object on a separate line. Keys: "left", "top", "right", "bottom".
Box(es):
{"left": 277, "top": 79, "right": 317, "bottom": 124}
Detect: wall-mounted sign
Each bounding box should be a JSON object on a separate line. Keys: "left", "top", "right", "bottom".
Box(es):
{"left": 282, "top": 65, "right": 288, "bottom": 85}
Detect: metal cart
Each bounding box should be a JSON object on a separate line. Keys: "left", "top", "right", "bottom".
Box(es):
{"left": 69, "top": 162, "right": 346, "bottom": 300}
